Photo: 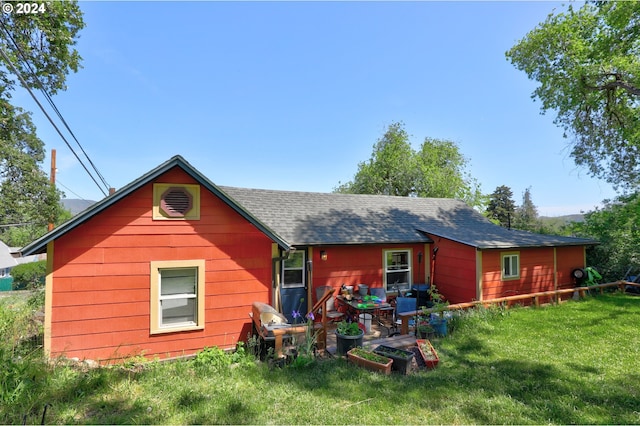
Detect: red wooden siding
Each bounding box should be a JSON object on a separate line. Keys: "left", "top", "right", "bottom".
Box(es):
{"left": 481, "top": 247, "right": 556, "bottom": 301}
{"left": 555, "top": 245, "right": 586, "bottom": 289}
{"left": 310, "top": 244, "right": 427, "bottom": 299}
{"left": 49, "top": 168, "right": 274, "bottom": 362}
{"left": 426, "top": 236, "right": 477, "bottom": 304}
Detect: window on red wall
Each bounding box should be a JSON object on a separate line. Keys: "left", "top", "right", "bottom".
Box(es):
{"left": 384, "top": 249, "right": 412, "bottom": 292}
{"left": 502, "top": 252, "right": 520, "bottom": 280}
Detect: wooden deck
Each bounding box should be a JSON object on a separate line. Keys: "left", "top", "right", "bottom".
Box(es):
{"left": 322, "top": 322, "right": 417, "bottom": 357}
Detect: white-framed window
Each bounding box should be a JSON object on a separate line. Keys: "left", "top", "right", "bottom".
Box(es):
{"left": 384, "top": 249, "right": 412, "bottom": 292}
{"left": 502, "top": 252, "right": 520, "bottom": 280}
{"left": 150, "top": 260, "right": 205, "bottom": 334}
{"left": 282, "top": 250, "right": 305, "bottom": 288}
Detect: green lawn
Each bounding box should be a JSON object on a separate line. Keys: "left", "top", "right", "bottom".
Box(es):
{"left": 3, "top": 292, "right": 640, "bottom": 424}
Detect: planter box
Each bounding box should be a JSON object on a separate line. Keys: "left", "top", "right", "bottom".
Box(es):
{"left": 373, "top": 345, "right": 414, "bottom": 375}
{"left": 416, "top": 339, "right": 439, "bottom": 369}
{"left": 347, "top": 348, "right": 393, "bottom": 375}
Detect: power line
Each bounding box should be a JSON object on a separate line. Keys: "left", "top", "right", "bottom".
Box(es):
{"left": 0, "top": 44, "right": 108, "bottom": 197}
{"left": 56, "top": 179, "right": 89, "bottom": 201}
{"left": 0, "top": 20, "right": 110, "bottom": 196}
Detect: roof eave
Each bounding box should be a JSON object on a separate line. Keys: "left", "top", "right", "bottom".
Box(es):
{"left": 420, "top": 229, "right": 599, "bottom": 250}
{"left": 476, "top": 240, "right": 600, "bottom": 250}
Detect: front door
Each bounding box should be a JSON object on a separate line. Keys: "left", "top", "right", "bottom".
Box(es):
{"left": 280, "top": 250, "right": 308, "bottom": 323}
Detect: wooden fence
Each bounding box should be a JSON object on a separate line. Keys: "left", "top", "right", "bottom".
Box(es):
{"left": 397, "top": 280, "right": 640, "bottom": 335}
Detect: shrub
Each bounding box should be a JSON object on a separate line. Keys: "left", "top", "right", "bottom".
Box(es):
{"left": 11, "top": 261, "right": 46, "bottom": 290}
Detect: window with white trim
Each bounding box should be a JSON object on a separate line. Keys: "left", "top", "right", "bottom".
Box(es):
{"left": 384, "top": 250, "right": 412, "bottom": 292}
{"left": 502, "top": 253, "right": 520, "bottom": 280}
{"left": 282, "top": 251, "right": 305, "bottom": 288}
{"left": 150, "top": 260, "right": 205, "bottom": 334}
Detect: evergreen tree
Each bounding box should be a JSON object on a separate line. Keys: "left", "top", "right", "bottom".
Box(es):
{"left": 514, "top": 187, "right": 539, "bottom": 231}
{"left": 486, "top": 185, "right": 516, "bottom": 228}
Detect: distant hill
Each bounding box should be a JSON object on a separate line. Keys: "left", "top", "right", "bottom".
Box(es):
{"left": 540, "top": 214, "right": 585, "bottom": 224}
{"left": 61, "top": 199, "right": 96, "bottom": 215}
{"left": 538, "top": 214, "right": 585, "bottom": 234}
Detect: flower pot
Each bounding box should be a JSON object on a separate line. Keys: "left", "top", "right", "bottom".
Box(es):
{"left": 373, "top": 345, "right": 414, "bottom": 375}
{"left": 416, "top": 339, "right": 439, "bottom": 369}
{"left": 416, "top": 321, "right": 435, "bottom": 339}
{"left": 335, "top": 329, "right": 364, "bottom": 356}
{"left": 347, "top": 348, "right": 392, "bottom": 374}
{"left": 429, "top": 316, "right": 448, "bottom": 336}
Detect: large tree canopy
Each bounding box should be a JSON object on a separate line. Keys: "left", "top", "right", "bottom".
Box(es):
{"left": 0, "top": 2, "right": 84, "bottom": 246}
{"left": 571, "top": 192, "right": 640, "bottom": 281}
{"left": 334, "top": 122, "right": 484, "bottom": 208}
{"left": 506, "top": 2, "right": 640, "bottom": 191}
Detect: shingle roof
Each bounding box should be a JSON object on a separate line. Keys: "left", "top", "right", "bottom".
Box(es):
{"left": 20, "top": 155, "right": 598, "bottom": 255}
{"left": 220, "top": 186, "right": 598, "bottom": 249}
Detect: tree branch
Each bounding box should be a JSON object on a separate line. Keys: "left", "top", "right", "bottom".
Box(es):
{"left": 581, "top": 73, "right": 640, "bottom": 96}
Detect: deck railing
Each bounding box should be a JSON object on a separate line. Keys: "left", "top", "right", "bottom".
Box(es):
{"left": 397, "top": 280, "right": 640, "bottom": 335}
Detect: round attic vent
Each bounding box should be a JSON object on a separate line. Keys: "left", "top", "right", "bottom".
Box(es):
{"left": 160, "top": 187, "right": 193, "bottom": 217}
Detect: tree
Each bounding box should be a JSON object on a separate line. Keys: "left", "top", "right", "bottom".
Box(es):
{"left": 0, "top": 2, "right": 84, "bottom": 246}
{"left": 335, "top": 122, "right": 417, "bottom": 197}
{"left": 415, "top": 137, "right": 484, "bottom": 207}
{"left": 506, "top": 2, "right": 640, "bottom": 191}
{"left": 513, "top": 187, "right": 539, "bottom": 231}
{"left": 10, "top": 260, "right": 46, "bottom": 290}
{"left": 570, "top": 192, "right": 640, "bottom": 282}
{"left": 486, "top": 185, "right": 516, "bottom": 228}
{"left": 335, "top": 122, "right": 484, "bottom": 208}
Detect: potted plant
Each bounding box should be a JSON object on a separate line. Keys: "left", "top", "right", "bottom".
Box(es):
{"left": 416, "top": 319, "right": 435, "bottom": 339}
{"left": 373, "top": 345, "right": 414, "bottom": 375}
{"left": 416, "top": 339, "right": 439, "bottom": 369}
{"left": 427, "top": 284, "right": 449, "bottom": 336}
{"left": 347, "top": 347, "right": 393, "bottom": 374}
{"left": 335, "top": 320, "right": 364, "bottom": 356}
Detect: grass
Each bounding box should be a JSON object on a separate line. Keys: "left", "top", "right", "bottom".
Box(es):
{"left": 2, "top": 292, "right": 639, "bottom": 424}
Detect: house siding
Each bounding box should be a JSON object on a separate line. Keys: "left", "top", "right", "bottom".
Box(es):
{"left": 555, "top": 245, "right": 587, "bottom": 289}
{"left": 426, "top": 236, "right": 477, "bottom": 304}
{"left": 48, "top": 168, "right": 274, "bottom": 362}
{"left": 310, "top": 244, "right": 428, "bottom": 296}
{"left": 481, "top": 248, "right": 555, "bottom": 300}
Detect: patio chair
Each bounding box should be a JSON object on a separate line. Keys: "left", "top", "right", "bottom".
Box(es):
{"left": 394, "top": 296, "right": 418, "bottom": 336}
{"left": 315, "top": 286, "right": 344, "bottom": 323}
{"left": 370, "top": 287, "right": 397, "bottom": 336}
{"left": 370, "top": 287, "right": 394, "bottom": 317}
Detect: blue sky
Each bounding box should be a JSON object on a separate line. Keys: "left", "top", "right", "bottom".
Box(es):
{"left": 15, "top": 1, "right": 616, "bottom": 216}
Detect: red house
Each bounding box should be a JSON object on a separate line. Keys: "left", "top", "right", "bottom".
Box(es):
{"left": 22, "top": 156, "right": 597, "bottom": 362}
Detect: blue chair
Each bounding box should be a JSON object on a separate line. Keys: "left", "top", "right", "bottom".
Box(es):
{"left": 394, "top": 297, "right": 418, "bottom": 335}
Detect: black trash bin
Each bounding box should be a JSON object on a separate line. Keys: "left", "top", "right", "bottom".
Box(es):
{"left": 410, "top": 284, "right": 431, "bottom": 308}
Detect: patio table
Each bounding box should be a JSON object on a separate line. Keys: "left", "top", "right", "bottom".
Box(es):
{"left": 336, "top": 295, "right": 391, "bottom": 323}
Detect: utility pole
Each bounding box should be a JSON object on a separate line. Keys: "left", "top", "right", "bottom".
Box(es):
{"left": 48, "top": 149, "right": 56, "bottom": 231}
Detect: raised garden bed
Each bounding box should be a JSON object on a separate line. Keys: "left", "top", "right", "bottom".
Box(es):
{"left": 373, "top": 344, "right": 414, "bottom": 375}
{"left": 347, "top": 347, "right": 393, "bottom": 374}
{"left": 416, "top": 339, "right": 439, "bottom": 369}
